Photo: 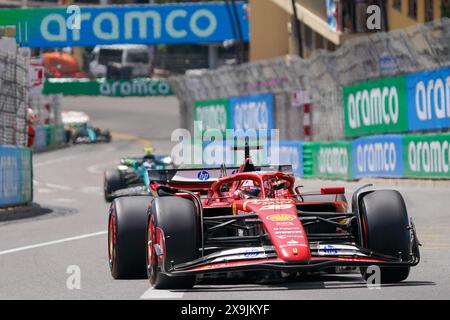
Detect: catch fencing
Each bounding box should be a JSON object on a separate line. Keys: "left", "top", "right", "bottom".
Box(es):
{"left": 169, "top": 18, "right": 450, "bottom": 141}
{"left": 0, "top": 33, "right": 33, "bottom": 208}
{"left": 0, "top": 37, "right": 28, "bottom": 146}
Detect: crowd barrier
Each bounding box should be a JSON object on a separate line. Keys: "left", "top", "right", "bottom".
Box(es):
{"left": 0, "top": 145, "right": 33, "bottom": 207}
{"left": 32, "top": 124, "right": 66, "bottom": 151}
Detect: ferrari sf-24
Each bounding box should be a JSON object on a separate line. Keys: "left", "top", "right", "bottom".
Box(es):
{"left": 107, "top": 145, "right": 420, "bottom": 289}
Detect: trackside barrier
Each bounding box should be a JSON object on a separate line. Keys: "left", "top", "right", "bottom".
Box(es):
{"left": 184, "top": 133, "right": 450, "bottom": 180}
{"left": 352, "top": 135, "right": 404, "bottom": 178}
{"left": 302, "top": 133, "right": 450, "bottom": 180}
{"left": 277, "top": 141, "right": 304, "bottom": 178}
{"left": 32, "top": 125, "right": 66, "bottom": 152}
{"left": 33, "top": 126, "right": 47, "bottom": 151}
{"left": 0, "top": 145, "right": 33, "bottom": 207}
{"left": 45, "top": 124, "right": 65, "bottom": 146}
{"left": 186, "top": 139, "right": 303, "bottom": 176}
{"left": 343, "top": 66, "right": 450, "bottom": 138}
{"left": 303, "top": 141, "right": 352, "bottom": 180}
{"left": 194, "top": 93, "right": 275, "bottom": 134}
{"left": 170, "top": 19, "right": 450, "bottom": 142}
{"left": 403, "top": 132, "right": 450, "bottom": 179}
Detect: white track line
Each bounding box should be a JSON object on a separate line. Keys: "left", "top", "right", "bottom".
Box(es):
{"left": 140, "top": 287, "right": 185, "bottom": 299}
{"left": 34, "top": 156, "right": 75, "bottom": 168}
{"left": 87, "top": 160, "right": 117, "bottom": 174}
{"left": 0, "top": 231, "right": 107, "bottom": 256}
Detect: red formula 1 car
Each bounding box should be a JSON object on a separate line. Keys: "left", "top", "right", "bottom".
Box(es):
{"left": 107, "top": 145, "right": 420, "bottom": 289}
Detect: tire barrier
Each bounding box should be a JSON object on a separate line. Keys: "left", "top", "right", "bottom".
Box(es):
{"left": 0, "top": 145, "right": 32, "bottom": 208}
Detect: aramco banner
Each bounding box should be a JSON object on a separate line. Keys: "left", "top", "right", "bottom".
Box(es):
{"left": 406, "top": 67, "right": 450, "bottom": 131}
{"left": 0, "top": 2, "right": 249, "bottom": 48}
{"left": 403, "top": 132, "right": 450, "bottom": 179}
{"left": 43, "top": 78, "right": 172, "bottom": 97}
{"left": 352, "top": 135, "right": 403, "bottom": 178}
{"left": 343, "top": 75, "right": 408, "bottom": 138}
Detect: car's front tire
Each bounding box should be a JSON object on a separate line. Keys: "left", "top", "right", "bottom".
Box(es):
{"left": 358, "top": 190, "right": 411, "bottom": 283}
{"left": 146, "top": 197, "right": 198, "bottom": 289}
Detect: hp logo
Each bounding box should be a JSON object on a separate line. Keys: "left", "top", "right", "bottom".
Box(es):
{"left": 244, "top": 248, "right": 259, "bottom": 258}
{"left": 197, "top": 170, "right": 210, "bottom": 181}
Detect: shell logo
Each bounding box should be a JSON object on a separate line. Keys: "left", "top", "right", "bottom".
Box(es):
{"left": 266, "top": 214, "right": 296, "bottom": 222}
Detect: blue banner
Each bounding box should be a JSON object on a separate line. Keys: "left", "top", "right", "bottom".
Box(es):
{"left": 407, "top": 67, "right": 450, "bottom": 131}
{"left": 278, "top": 141, "right": 303, "bottom": 177}
{"left": 4, "top": 3, "right": 249, "bottom": 48}
{"left": 352, "top": 135, "right": 403, "bottom": 178}
{"left": 0, "top": 146, "right": 22, "bottom": 207}
{"left": 33, "top": 126, "right": 47, "bottom": 150}
{"left": 230, "top": 93, "right": 274, "bottom": 132}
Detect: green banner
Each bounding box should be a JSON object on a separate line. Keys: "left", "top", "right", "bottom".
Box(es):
{"left": 43, "top": 78, "right": 173, "bottom": 97}
{"left": 403, "top": 133, "right": 450, "bottom": 178}
{"left": 194, "top": 99, "right": 230, "bottom": 135}
{"left": 303, "top": 141, "right": 352, "bottom": 180}
{"left": 343, "top": 76, "right": 408, "bottom": 138}
{"left": 19, "top": 147, "right": 33, "bottom": 203}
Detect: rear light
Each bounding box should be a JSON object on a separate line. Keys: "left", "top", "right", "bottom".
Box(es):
{"left": 321, "top": 187, "right": 345, "bottom": 195}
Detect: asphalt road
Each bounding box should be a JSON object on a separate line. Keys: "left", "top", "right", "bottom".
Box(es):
{"left": 0, "top": 96, "right": 449, "bottom": 300}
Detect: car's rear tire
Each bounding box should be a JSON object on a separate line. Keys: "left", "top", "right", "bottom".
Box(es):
{"left": 108, "top": 196, "right": 153, "bottom": 279}
{"left": 104, "top": 130, "right": 112, "bottom": 143}
{"left": 358, "top": 190, "right": 411, "bottom": 283}
{"left": 104, "top": 169, "right": 124, "bottom": 202}
{"left": 147, "top": 197, "right": 198, "bottom": 289}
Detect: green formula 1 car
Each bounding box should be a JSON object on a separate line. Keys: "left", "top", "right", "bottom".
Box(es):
{"left": 103, "top": 147, "right": 174, "bottom": 202}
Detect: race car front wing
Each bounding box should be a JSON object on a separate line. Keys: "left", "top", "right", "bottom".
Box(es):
{"left": 163, "top": 239, "right": 420, "bottom": 277}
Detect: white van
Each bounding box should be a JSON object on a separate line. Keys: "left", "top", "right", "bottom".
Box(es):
{"left": 89, "top": 44, "right": 153, "bottom": 78}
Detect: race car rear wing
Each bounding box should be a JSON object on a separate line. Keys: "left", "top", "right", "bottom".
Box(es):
{"left": 146, "top": 165, "right": 293, "bottom": 186}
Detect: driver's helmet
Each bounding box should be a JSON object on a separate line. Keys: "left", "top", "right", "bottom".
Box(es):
{"left": 241, "top": 187, "right": 261, "bottom": 199}
{"left": 239, "top": 180, "right": 261, "bottom": 199}
{"left": 143, "top": 147, "right": 155, "bottom": 160}
{"left": 144, "top": 147, "right": 154, "bottom": 155}
{"left": 273, "top": 179, "right": 287, "bottom": 190}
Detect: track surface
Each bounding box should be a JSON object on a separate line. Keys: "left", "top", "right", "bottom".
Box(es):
{"left": 0, "top": 96, "right": 449, "bottom": 300}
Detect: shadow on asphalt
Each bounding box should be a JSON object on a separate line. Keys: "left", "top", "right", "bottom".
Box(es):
{"left": 178, "top": 273, "right": 436, "bottom": 293}
{"left": 0, "top": 204, "right": 77, "bottom": 225}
